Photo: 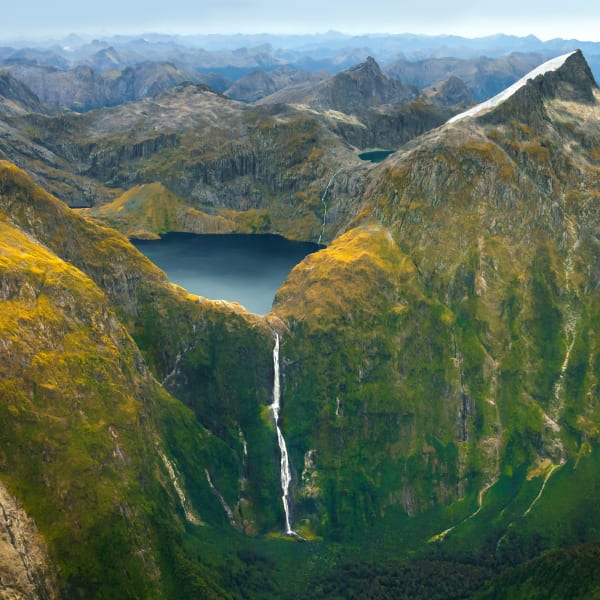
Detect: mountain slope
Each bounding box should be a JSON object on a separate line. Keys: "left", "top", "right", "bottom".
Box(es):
{"left": 84, "top": 181, "right": 235, "bottom": 238}
{"left": 384, "top": 52, "right": 548, "bottom": 101}
{"left": 0, "top": 71, "right": 48, "bottom": 116}
{"left": 3, "top": 82, "right": 372, "bottom": 239}
{"left": 0, "top": 162, "right": 182, "bottom": 596}
{"left": 1, "top": 60, "right": 202, "bottom": 111}
{"left": 423, "top": 75, "right": 475, "bottom": 107}
{"left": 0, "top": 61, "right": 455, "bottom": 242}
{"left": 270, "top": 50, "right": 600, "bottom": 549}
{"left": 0, "top": 160, "right": 290, "bottom": 596}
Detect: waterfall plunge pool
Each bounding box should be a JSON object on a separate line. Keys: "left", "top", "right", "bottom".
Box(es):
{"left": 132, "top": 232, "right": 323, "bottom": 315}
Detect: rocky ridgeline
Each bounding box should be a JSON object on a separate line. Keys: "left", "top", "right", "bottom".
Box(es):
{"left": 0, "top": 61, "right": 203, "bottom": 112}
{"left": 476, "top": 50, "right": 597, "bottom": 125}
{"left": 0, "top": 57, "right": 457, "bottom": 242}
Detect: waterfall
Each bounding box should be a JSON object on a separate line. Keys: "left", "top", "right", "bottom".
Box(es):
{"left": 317, "top": 169, "right": 341, "bottom": 245}
{"left": 270, "top": 333, "right": 294, "bottom": 535}
{"left": 523, "top": 463, "right": 561, "bottom": 517}
{"left": 159, "top": 451, "right": 201, "bottom": 525}
{"left": 205, "top": 469, "right": 243, "bottom": 532}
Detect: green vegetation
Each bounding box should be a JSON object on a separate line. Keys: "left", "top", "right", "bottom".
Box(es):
{"left": 475, "top": 543, "right": 600, "bottom": 599}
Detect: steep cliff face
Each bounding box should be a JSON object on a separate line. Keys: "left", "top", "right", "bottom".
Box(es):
{"left": 329, "top": 100, "right": 451, "bottom": 152}
{"left": 270, "top": 50, "right": 600, "bottom": 545}
{"left": 1, "top": 61, "right": 202, "bottom": 112}
{"left": 273, "top": 226, "right": 462, "bottom": 538}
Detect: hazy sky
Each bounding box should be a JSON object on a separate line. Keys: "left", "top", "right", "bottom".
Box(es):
{"left": 2, "top": 0, "right": 599, "bottom": 41}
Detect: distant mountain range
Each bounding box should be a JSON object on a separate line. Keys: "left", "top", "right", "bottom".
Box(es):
{"left": 0, "top": 32, "right": 599, "bottom": 112}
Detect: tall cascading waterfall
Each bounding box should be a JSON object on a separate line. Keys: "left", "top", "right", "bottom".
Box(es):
{"left": 270, "top": 333, "right": 295, "bottom": 535}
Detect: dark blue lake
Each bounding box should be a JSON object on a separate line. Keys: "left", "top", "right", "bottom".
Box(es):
{"left": 358, "top": 149, "right": 395, "bottom": 163}
{"left": 133, "top": 233, "right": 322, "bottom": 315}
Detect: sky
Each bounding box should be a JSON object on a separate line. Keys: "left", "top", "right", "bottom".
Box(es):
{"left": 2, "top": 0, "right": 599, "bottom": 42}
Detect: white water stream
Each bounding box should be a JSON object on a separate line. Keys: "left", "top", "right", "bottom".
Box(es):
{"left": 270, "top": 334, "right": 295, "bottom": 535}
{"left": 523, "top": 463, "right": 562, "bottom": 517}
{"left": 429, "top": 479, "right": 498, "bottom": 542}
{"left": 317, "top": 171, "right": 338, "bottom": 245}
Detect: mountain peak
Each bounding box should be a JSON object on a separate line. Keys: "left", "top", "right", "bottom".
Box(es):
{"left": 348, "top": 55, "right": 382, "bottom": 75}
{"left": 425, "top": 75, "right": 475, "bottom": 107}
{"left": 546, "top": 48, "right": 598, "bottom": 102}
{"left": 326, "top": 56, "right": 420, "bottom": 112}
{"left": 448, "top": 49, "right": 597, "bottom": 125}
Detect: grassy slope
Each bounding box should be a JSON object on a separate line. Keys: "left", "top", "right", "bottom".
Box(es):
{"left": 0, "top": 210, "right": 173, "bottom": 596}
{"left": 85, "top": 182, "right": 235, "bottom": 239}
{"left": 0, "top": 160, "right": 290, "bottom": 596}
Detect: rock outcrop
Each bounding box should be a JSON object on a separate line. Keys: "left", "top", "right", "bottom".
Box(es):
{"left": 424, "top": 76, "right": 475, "bottom": 107}
{"left": 0, "top": 480, "right": 58, "bottom": 600}
{"left": 0, "top": 72, "right": 48, "bottom": 116}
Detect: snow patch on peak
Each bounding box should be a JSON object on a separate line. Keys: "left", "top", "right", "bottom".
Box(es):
{"left": 448, "top": 51, "right": 577, "bottom": 124}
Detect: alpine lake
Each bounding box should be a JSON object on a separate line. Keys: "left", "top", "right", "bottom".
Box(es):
{"left": 133, "top": 232, "right": 323, "bottom": 314}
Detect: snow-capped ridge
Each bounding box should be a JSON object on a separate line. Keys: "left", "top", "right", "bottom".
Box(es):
{"left": 448, "top": 51, "right": 577, "bottom": 124}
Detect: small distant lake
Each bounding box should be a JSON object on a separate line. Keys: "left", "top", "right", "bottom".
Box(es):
{"left": 358, "top": 149, "right": 395, "bottom": 163}
{"left": 133, "top": 233, "right": 322, "bottom": 315}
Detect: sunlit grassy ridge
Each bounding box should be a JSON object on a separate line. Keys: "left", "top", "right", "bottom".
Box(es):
{"left": 86, "top": 180, "right": 305, "bottom": 240}
{"left": 0, "top": 210, "right": 170, "bottom": 595}
{"left": 85, "top": 182, "right": 235, "bottom": 239}
{"left": 0, "top": 160, "right": 288, "bottom": 596}
{"left": 275, "top": 225, "right": 421, "bottom": 324}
